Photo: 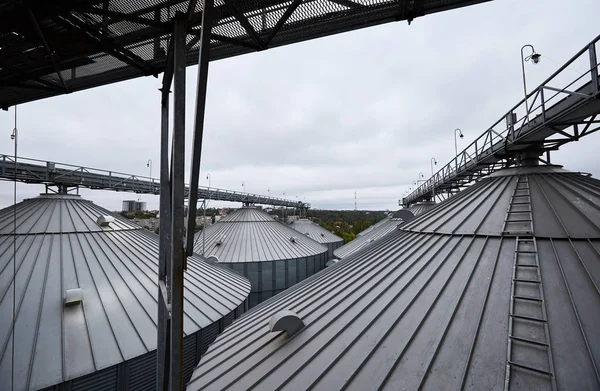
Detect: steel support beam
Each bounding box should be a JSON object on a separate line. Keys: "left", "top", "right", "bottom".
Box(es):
{"left": 186, "top": 0, "right": 215, "bottom": 256}
{"left": 170, "top": 13, "right": 187, "bottom": 391}
{"left": 156, "top": 19, "right": 174, "bottom": 391}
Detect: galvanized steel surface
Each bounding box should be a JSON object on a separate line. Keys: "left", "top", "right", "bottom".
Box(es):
{"left": 290, "top": 219, "right": 343, "bottom": 246}
{"left": 402, "top": 166, "right": 600, "bottom": 238}
{"left": 0, "top": 194, "right": 250, "bottom": 391}
{"left": 187, "top": 167, "right": 600, "bottom": 391}
{"left": 333, "top": 217, "right": 402, "bottom": 259}
{"left": 194, "top": 208, "right": 328, "bottom": 263}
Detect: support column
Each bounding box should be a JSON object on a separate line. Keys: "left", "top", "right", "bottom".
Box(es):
{"left": 157, "top": 12, "right": 186, "bottom": 391}
{"left": 186, "top": 0, "right": 215, "bottom": 256}
{"left": 170, "top": 12, "right": 187, "bottom": 391}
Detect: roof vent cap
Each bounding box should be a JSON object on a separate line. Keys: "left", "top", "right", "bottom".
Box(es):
{"left": 369, "top": 238, "right": 375, "bottom": 243}
{"left": 216, "top": 235, "right": 226, "bottom": 246}
{"left": 64, "top": 288, "right": 84, "bottom": 306}
{"left": 206, "top": 255, "right": 219, "bottom": 264}
{"left": 290, "top": 236, "right": 297, "bottom": 243}
{"left": 320, "top": 233, "right": 325, "bottom": 237}
{"left": 269, "top": 310, "right": 304, "bottom": 337}
{"left": 326, "top": 259, "right": 339, "bottom": 267}
{"left": 97, "top": 215, "right": 115, "bottom": 227}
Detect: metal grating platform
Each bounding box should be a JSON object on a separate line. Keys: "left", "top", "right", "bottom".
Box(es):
{"left": 0, "top": 0, "right": 491, "bottom": 109}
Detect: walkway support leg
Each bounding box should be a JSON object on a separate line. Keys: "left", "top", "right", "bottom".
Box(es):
{"left": 186, "top": 0, "right": 215, "bottom": 256}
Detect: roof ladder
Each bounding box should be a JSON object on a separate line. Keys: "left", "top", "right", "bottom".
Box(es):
{"left": 502, "top": 176, "right": 534, "bottom": 236}
{"left": 504, "top": 237, "right": 557, "bottom": 391}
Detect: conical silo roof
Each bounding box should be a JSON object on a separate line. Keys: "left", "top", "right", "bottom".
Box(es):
{"left": 333, "top": 215, "right": 405, "bottom": 259}
{"left": 187, "top": 165, "right": 600, "bottom": 391}
{"left": 0, "top": 194, "right": 250, "bottom": 391}
{"left": 194, "top": 207, "right": 329, "bottom": 307}
{"left": 291, "top": 219, "right": 343, "bottom": 259}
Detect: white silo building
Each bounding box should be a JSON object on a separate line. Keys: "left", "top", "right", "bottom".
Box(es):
{"left": 193, "top": 206, "right": 329, "bottom": 308}
{"left": 0, "top": 193, "right": 250, "bottom": 391}
{"left": 291, "top": 219, "right": 343, "bottom": 259}
{"left": 187, "top": 164, "right": 600, "bottom": 391}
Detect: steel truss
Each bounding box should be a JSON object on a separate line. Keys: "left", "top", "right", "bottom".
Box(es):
{"left": 402, "top": 34, "right": 600, "bottom": 207}
{"left": 0, "top": 154, "right": 308, "bottom": 208}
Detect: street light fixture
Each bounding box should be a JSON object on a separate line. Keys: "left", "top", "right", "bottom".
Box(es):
{"left": 242, "top": 181, "right": 245, "bottom": 193}
{"left": 418, "top": 172, "right": 425, "bottom": 184}
{"left": 206, "top": 173, "right": 211, "bottom": 189}
{"left": 521, "top": 44, "right": 541, "bottom": 117}
{"left": 454, "top": 128, "right": 464, "bottom": 157}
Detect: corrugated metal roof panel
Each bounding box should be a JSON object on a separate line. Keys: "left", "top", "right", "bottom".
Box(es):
{"left": 187, "top": 232, "right": 600, "bottom": 391}
{"left": 187, "top": 167, "right": 600, "bottom": 391}
{"left": 406, "top": 201, "right": 436, "bottom": 216}
{"left": 0, "top": 194, "right": 140, "bottom": 234}
{"left": 291, "top": 219, "right": 343, "bottom": 245}
{"left": 194, "top": 208, "right": 328, "bottom": 263}
{"left": 0, "top": 194, "right": 250, "bottom": 391}
{"left": 402, "top": 166, "right": 600, "bottom": 238}
{"left": 333, "top": 218, "right": 402, "bottom": 259}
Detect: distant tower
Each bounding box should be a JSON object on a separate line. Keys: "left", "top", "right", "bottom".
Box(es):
{"left": 354, "top": 191, "right": 357, "bottom": 211}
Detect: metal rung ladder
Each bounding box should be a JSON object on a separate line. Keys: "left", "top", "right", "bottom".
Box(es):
{"left": 502, "top": 176, "right": 534, "bottom": 236}
{"left": 504, "top": 237, "right": 557, "bottom": 391}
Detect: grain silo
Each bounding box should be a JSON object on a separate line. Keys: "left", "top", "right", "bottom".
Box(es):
{"left": 0, "top": 193, "right": 250, "bottom": 391}
{"left": 332, "top": 210, "right": 410, "bottom": 260}
{"left": 187, "top": 164, "right": 600, "bottom": 391}
{"left": 193, "top": 206, "right": 328, "bottom": 308}
{"left": 291, "top": 219, "right": 343, "bottom": 259}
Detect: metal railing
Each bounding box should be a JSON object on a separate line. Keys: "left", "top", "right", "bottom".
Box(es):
{"left": 403, "top": 34, "right": 600, "bottom": 206}
{"left": 0, "top": 154, "right": 310, "bottom": 208}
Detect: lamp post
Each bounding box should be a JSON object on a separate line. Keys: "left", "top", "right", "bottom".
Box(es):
{"left": 242, "top": 181, "right": 245, "bottom": 193}
{"left": 146, "top": 159, "right": 152, "bottom": 190}
{"left": 454, "top": 128, "right": 463, "bottom": 171}
{"left": 418, "top": 172, "right": 425, "bottom": 185}
{"left": 206, "top": 173, "right": 211, "bottom": 189}
{"left": 521, "top": 44, "right": 541, "bottom": 117}
{"left": 202, "top": 173, "right": 211, "bottom": 257}
{"left": 283, "top": 192, "right": 286, "bottom": 221}
{"left": 431, "top": 157, "right": 437, "bottom": 201}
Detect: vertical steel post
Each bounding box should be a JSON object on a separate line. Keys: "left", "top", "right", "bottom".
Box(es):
{"left": 156, "top": 72, "right": 172, "bottom": 390}
{"left": 186, "top": 0, "right": 215, "bottom": 256}
{"left": 170, "top": 12, "right": 187, "bottom": 391}
{"left": 590, "top": 43, "right": 599, "bottom": 95}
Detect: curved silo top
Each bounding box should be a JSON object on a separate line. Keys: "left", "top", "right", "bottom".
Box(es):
{"left": 333, "top": 215, "right": 404, "bottom": 259}
{"left": 193, "top": 207, "right": 328, "bottom": 263}
{"left": 401, "top": 165, "right": 600, "bottom": 238}
{"left": 0, "top": 194, "right": 250, "bottom": 391}
{"left": 187, "top": 166, "right": 600, "bottom": 391}
{"left": 406, "top": 201, "right": 435, "bottom": 216}
{"left": 291, "top": 219, "right": 343, "bottom": 245}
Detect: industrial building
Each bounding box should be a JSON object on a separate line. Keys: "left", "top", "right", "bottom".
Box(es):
{"left": 291, "top": 219, "right": 343, "bottom": 259}
{"left": 0, "top": 193, "right": 250, "bottom": 391}
{"left": 122, "top": 199, "right": 147, "bottom": 213}
{"left": 193, "top": 207, "right": 328, "bottom": 308}
{"left": 187, "top": 164, "right": 600, "bottom": 390}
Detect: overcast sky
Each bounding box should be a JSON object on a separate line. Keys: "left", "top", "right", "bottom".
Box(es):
{"left": 1, "top": 0, "right": 599, "bottom": 211}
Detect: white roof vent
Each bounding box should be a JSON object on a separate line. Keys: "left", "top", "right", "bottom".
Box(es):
{"left": 304, "top": 232, "right": 310, "bottom": 236}
{"left": 326, "top": 259, "right": 339, "bottom": 267}
{"left": 269, "top": 310, "right": 304, "bottom": 337}
{"left": 97, "top": 215, "right": 115, "bottom": 227}
{"left": 320, "top": 233, "right": 325, "bottom": 237}
{"left": 290, "top": 236, "right": 297, "bottom": 243}
{"left": 216, "top": 235, "right": 226, "bottom": 246}
{"left": 206, "top": 255, "right": 219, "bottom": 264}
{"left": 64, "top": 288, "right": 84, "bottom": 306}
{"left": 369, "top": 238, "right": 375, "bottom": 243}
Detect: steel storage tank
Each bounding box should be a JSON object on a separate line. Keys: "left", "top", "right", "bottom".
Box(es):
{"left": 291, "top": 219, "right": 343, "bottom": 259}
{"left": 193, "top": 207, "right": 329, "bottom": 308}
{"left": 187, "top": 164, "right": 600, "bottom": 391}
{"left": 0, "top": 193, "right": 250, "bottom": 391}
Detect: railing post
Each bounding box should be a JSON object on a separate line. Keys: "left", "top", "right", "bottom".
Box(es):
{"left": 590, "top": 43, "right": 599, "bottom": 95}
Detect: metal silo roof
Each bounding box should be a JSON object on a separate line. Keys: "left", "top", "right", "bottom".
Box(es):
{"left": 0, "top": 194, "right": 250, "bottom": 391}
{"left": 193, "top": 207, "right": 328, "bottom": 263}
{"left": 406, "top": 201, "right": 436, "bottom": 217}
{"left": 187, "top": 165, "right": 600, "bottom": 391}
{"left": 291, "top": 219, "right": 343, "bottom": 246}
{"left": 333, "top": 217, "right": 403, "bottom": 259}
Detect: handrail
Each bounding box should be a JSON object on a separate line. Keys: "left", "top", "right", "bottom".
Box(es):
{"left": 403, "top": 33, "right": 600, "bottom": 206}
